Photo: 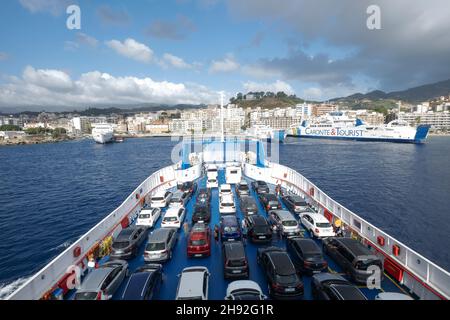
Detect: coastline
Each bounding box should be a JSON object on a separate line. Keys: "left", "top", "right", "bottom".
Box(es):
{"left": 0, "top": 135, "right": 81, "bottom": 147}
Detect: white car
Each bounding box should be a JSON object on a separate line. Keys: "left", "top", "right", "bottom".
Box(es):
{"left": 225, "top": 280, "right": 266, "bottom": 300}
{"left": 219, "top": 194, "right": 236, "bottom": 215}
{"left": 207, "top": 177, "right": 218, "bottom": 189}
{"left": 375, "top": 292, "right": 413, "bottom": 300}
{"left": 219, "top": 184, "right": 232, "bottom": 196}
{"left": 206, "top": 164, "right": 218, "bottom": 180}
{"left": 150, "top": 190, "right": 172, "bottom": 208}
{"left": 161, "top": 206, "right": 186, "bottom": 229}
{"left": 176, "top": 266, "right": 210, "bottom": 300}
{"left": 136, "top": 207, "right": 161, "bottom": 228}
{"left": 300, "top": 212, "right": 335, "bottom": 238}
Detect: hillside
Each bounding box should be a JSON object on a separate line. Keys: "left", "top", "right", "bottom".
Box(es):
{"left": 234, "top": 96, "right": 305, "bottom": 110}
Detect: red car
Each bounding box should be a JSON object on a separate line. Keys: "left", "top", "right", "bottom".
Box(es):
{"left": 187, "top": 223, "right": 211, "bottom": 258}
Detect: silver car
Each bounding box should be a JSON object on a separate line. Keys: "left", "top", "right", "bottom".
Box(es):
{"left": 268, "top": 210, "right": 301, "bottom": 237}
{"left": 144, "top": 228, "right": 178, "bottom": 262}
{"left": 175, "top": 266, "right": 210, "bottom": 300}
{"left": 74, "top": 260, "right": 128, "bottom": 300}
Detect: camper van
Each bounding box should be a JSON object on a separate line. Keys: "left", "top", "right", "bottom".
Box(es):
{"left": 226, "top": 166, "right": 241, "bottom": 185}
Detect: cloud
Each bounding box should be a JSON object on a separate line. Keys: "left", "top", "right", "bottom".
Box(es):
{"left": 243, "top": 80, "right": 294, "bottom": 94}
{"left": 0, "top": 66, "right": 220, "bottom": 110}
{"left": 209, "top": 55, "right": 240, "bottom": 73}
{"left": 105, "top": 38, "right": 154, "bottom": 63}
{"left": 161, "top": 53, "right": 193, "bottom": 69}
{"left": 227, "top": 0, "right": 450, "bottom": 92}
{"left": 0, "top": 52, "right": 9, "bottom": 61}
{"left": 18, "top": 0, "right": 72, "bottom": 16}
{"left": 97, "top": 5, "right": 130, "bottom": 26}
{"left": 65, "top": 33, "right": 98, "bottom": 51}
{"left": 145, "top": 15, "right": 196, "bottom": 40}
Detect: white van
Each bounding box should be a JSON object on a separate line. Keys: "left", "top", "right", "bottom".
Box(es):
{"left": 206, "top": 164, "right": 218, "bottom": 179}
{"left": 225, "top": 166, "right": 241, "bottom": 185}
{"left": 136, "top": 207, "right": 161, "bottom": 228}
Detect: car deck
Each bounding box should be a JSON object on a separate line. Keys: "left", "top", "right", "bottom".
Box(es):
{"left": 71, "top": 168, "right": 414, "bottom": 300}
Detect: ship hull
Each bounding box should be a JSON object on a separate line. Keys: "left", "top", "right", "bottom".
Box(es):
{"left": 92, "top": 132, "right": 113, "bottom": 144}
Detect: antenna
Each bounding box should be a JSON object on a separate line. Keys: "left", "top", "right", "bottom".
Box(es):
{"left": 220, "top": 91, "right": 225, "bottom": 142}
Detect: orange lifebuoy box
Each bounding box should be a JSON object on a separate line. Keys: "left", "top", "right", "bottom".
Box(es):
{"left": 309, "top": 187, "right": 315, "bottom": 197}
{"left": 323, "top": 209, "right": 333, "bottom": 222}
{"left": 73, "top": 246, "right": 81, "bottom": 258}
{"left": 377, "top": 236, "right": 385, "bottom": 247}
{"left": 283, "top": 173, "right": 287, "bottom": 178}
{"left": 392, "top": 244, "right": 400, "bottom": 256}
{"left": 160, "top": 176, "right": 164, "bottom": 183}
{"left": 121, "top": 216, "right": 129, "bottom": 229}
{"left": 135, "top": 193, "right": 140, "bottom": 200}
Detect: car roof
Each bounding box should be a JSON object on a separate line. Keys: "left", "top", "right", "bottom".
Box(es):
{"left": 122, "top": 272, "right": 153, "bottom": 298}
{"left": 263, "top": 193, "right": 278, "bottom": 200}
{"left": 313, "top": 272, "right": 348, "bottom": 284}
{"left": 305, "top": 212, "right": 330, "bottom": 222}
{"left": 376, "top": 292, "right": 413, "bottom": 300}
{"left": 335, "top": 238, "right": 374, "bottom": 257}
{"left": 223, "top": 241, "right": 245, "bottom": 259}
{"left": 148, "top": 228, "right": 172, "bottom": 241}
{"left": 172, "top": 190, "right": 185, "bottom": 197}
{"left": 153, "top": 189, "right": 168, "bottom": 197}
{"left": 221, "top": 184, "right": 231, "bottom": 188}
{"left": 268, "top": 252, "right": 295, "bottom": 275}
{"left": 191, "top": 223, "right": 208, "bottom": 232}
{"left": 79, "top": 268, "right": 113, "bottom": 291}
{"left": 240, "top": 196, "right": 256, "bottom": 204}
{"left": 220, "top": 194, "right": 234, "bottom": 202}
{"left": 329, "top": 284, "right": 366, "bottom": 300}
{"left": 271, "top": 210, "right": 295, "bottom": 220}
{"left": 250, "top": 215, "right": 267, "bottom": 224}
{"left": 166, "top": 206, "right": 183, "bottom": 216}
{"left": 291, "top": 238, "right": 321, "bottom": 254}
{"left": 178, "top": 268, "right": 208, "bottom": 298}
{"left": 221, "top": 215, "right": 238, "bottom": 225}
{"left": 227, "top": 280, "right": 261, "bottom": 294}
{"left": 117, "top": 227, "right": 136, "bottom": 240}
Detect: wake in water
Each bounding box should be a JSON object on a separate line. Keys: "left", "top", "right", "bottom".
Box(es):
{"left": 48, "top": 240, "right": 73, "bottom": 252}
{"left": 0, "top": 277, "right": 30, "bottom": 300}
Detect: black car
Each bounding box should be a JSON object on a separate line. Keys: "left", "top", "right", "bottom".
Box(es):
{"left": 192, "top": 203, "right": 211, "bottom": 223}
{"left": 239, "top": 195, "right": 258, "bottom": 216}
{"left": 251, "top": 180, "right": 270, "bottom": 194}
{"left": 312, "top": 273, "right": 367, "bottom": 300}
{"left": 111, "top": 226, "right": 147, "bottom": 260}
{"left": 258, "top": 193, "right": 282, "bottom": 212}
{"left": 120, "top": 264, "right": 163, "bottom": 300}
{"left": 245, "top": 215, "right": 272, "bottom": 243}
{"left": 257, "top": 247, "right": 304, "bottom": 299}
{"left": 196, "top": 188, "right": 211, "bottom": 206}
{"left": 235, "top": 181, "right": 250, "bottom": 197}
{"left": 222, "top": 241, "right": 249, "bottom": 279}
{"left": 178, "top": 181, "right": 198, "bottom": 198}
{"left": 286, "top": 237, "right": 327, "bottom": 274}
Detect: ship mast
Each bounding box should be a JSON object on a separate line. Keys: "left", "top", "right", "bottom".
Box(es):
{"left": 220, "top": 91, "right": 225, "bottom": 142}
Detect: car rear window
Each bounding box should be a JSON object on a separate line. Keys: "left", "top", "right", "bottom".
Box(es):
{"left": 113, "top": 241, "right": 129, "bottom": 249}
{"left": 164, "top": 216, "right": 178, "bottom": 222}
{"left": 152, "top": 197, "right": 164, "bottom": 201}
{"left": 227, "top": 259, "right": 246, "bottom": 267}
{"left": 191, "top": 239, "right": 207, "bottom": 246}
{"left": 282, "top": 220, "right": 297, "bottom": 227}
{"left": 239, "top": 184, "right": 249, "bottom": 190}
{"left": 355, "top": 259, "right": 382, "bottom": 271}
{"left": 74, "top": 291, "right": 98, "bottom": 300}
{"left": 224, "top": 226, "right": 238, "bottom": 233}
{"left": 316, "top": 222, "right": 332, "bottom": 228}
{"left": 294, "top": 201, "right": 307, "bottom": 206}
{"left": 139, "top": 214, "right": 151, "bottom": 219}
{"left": 146, "top": 242, "right": 165, "bottom": 251}
{"left": 276, "top": 274, "right": 297, "bottom": 284}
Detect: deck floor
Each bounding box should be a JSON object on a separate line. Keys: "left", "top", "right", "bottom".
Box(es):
{"left": 99, "top": 168, "right": 412, "bottom": 300}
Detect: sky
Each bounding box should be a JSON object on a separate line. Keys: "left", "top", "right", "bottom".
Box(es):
{"left": 0, "top": 0, "right": 450, "bottom": 111}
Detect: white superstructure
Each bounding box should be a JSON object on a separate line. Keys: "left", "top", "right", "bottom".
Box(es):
{"left": 92, "top": 123, "right": 114, "bottom": 144}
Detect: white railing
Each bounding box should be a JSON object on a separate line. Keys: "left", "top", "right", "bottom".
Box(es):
{"left": 7, "top": 164, "right": 182, "bottom": 300}
{"left": 243, "top": 161, "right": 450, "bottom": 300}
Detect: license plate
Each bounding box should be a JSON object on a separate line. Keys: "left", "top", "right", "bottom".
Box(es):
{"left": 195, "top": 254, "right": 202, "bottom": 257}
{"left": 232, "top": 270, "right": 241, "bottom": 274}
{"left": 285, "top": 288, "right": 295, "bottom": 292}
{"left": 228, "top": 238, "right": 235, "bottom": 241}
{"left": 258, "top": 236, "right": 266, "bottom": 239}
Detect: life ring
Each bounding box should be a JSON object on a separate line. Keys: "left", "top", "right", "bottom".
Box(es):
{"left": 73, "top": 246, "right": 81, "bottom": 258}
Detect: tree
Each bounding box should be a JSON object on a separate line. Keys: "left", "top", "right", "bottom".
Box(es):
{"left": 52, "top": 127, "right": 67, "bottom": 138}
{"left": 236, "top": 92, "right": 243, "bottom": 100}
{"left": 276, "top": 91, "right": 287, "bottom": 98}
{"left": 0, "top": 125, "right": 21, "bottom": 131}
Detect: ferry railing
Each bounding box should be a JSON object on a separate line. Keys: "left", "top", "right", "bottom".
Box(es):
{"left": 7, "top": 164, "right": 181, "bottom": 300}
{"left": 243, "top": 161, "right": 450, "bottom": 300}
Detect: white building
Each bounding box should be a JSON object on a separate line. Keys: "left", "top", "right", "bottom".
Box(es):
{"left": 398, "top": 111, "right": 450, "bottom": 129}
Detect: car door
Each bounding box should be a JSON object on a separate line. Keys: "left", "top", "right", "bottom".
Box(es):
{"left": 168, "top": 229, "right": 176, "bottom": 250}
{"left": 202, "top": 271, "right": 209, "bottom": 300}
{"left": 104, "top": 268, "right": 120, "bottom": 297}
{"left": 301, "top": 214, "right": 312, "bottom": 230}
{"left": 144, "top": 274, "right": 155, "bottom": 300}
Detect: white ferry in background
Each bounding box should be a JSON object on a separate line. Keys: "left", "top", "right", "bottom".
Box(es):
{"left": 92, "top": 123, "right": 114, "bottom": 144}
{"left": 289, "top": 112, "right": 430, "bottom": 144}
{"left": 246, "top": 124, "right": 287, "bottom": 143}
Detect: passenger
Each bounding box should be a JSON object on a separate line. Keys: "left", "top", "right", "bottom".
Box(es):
{"left": 241, "top": 219, "right": 248, "bottom": 238}
{"left": 87, "top": 254, "right": 96, "bottom": 273}
{"left": 272, "top": 224, "right": 278, "bottom": 241}
{"left": 183, "top": 222, "right": 190, "bottom": 234}
{"left": 214, "top": 225, "right": 219, "bottom": 242}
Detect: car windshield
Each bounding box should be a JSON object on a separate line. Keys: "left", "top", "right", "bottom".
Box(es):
{"left": 355, "top": 259, "right": 381, "bottom": 271}
{"left": 224, "top": 226, "right": 238, "bottom": 233}
{"left": 228, "top": 259, "right": 246, "bottom": 267}
{"left": 316, "top": 222, "right": 331, "bottom": 228}
{"left": 74, "top": 291, "right": 98, "bottom": 300}
{"left": 254, "top": 226, "right": 270, "bottom": 233}
{"left": 113, "top": 241, "right": 129, "bottom": 249}
{"left": 146, "top": 242, "right": 165, "bottom": 251}
{"left": 171, "top": 198, "right": 182, "bottom": 203}
{"left": 277, "top": 274, "right": 297, "bottom": 284}
{"left": 191, "top": 239, "right": 206, "bottom": 246}
{"left": 268, "top": 201, "right": 279, "bottom": 206}
{"left": 239, "top": 185, "right": 249, "bottom": 190}
{"left": 294, "top": 201, "right": 307, "bottom": 206}
{"left": 139, "top": 214, "right": 150, "bottom": 219}
{"left": 222, "top": 203, "right": 234, "bottom": 207}
{"left": 152, "top": 197, "right": 164, "bottom": 201}
{"left": 282, "top": 220, "right": 297, "bottom": 227}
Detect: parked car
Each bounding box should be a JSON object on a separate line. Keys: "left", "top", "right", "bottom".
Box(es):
{"left": 300, "top": 212, "right": 335, "bottom": 238}
{"left": 235, "top": 180, "right": 250, "bottom": 197}
{"left": 207, "top": 177, "right": 218, "bottom": 188}
{"left": 226, "top": 166, "right": 242, "bottom": 184}
{"left": 169, "top": 190, "right": 189, "bottom": 207}
{"left": 281, "top": 194, "right": 309, "bottom": 214}
{"left": 187, "top": 223, "right": 211, "bottom": 258}
{"left": 162, "top": 206, "right": 186, "bottom": 229}
{"left": 219, "top": 183, "right": 233, "bottom": 196}
{"left": 222, "top": 241, "right": 249, "bottom": 279}
{"left": 322, "top": 237, "right": 384, "bottom": 284}
{"left": 178, "top": 181, "right": 198, "bottom": 198}
{"left": 74, "top": 260, "right": 128, "bottom": 300}
{"left": 175, "top": 266, "right": 210, "bottom": 300}
{"left": 220, "top": 215, "right": 242, "bottom": 242}
{"left": 258, "top": 193, "right": 282, "bottom": 212}
{"left": 219, "top": 194, "right": 236, "bottom": 215}
{"left": 136, "top": 207, "right": 161, "bottom": 228}
{"left": 286, "top": 237, "right": 327, "bottom": 274}
{"left": 192, "top": 203, "right": 211, "bottom": 223}
{"left": 196, "top": 188, "right": 211, "bottom": 206}
{"left": 251, "top": 180, "right": 270, "bottom": 194}
{"left": 150, "top": 190, "right": 173, "bottom": 208}
{"left": 120, "top": 264, "right": 162, "bottom": 300}
{"left": 206, "top": 164, "right": 218, "bottom": 179}
{"left": 257, "top": 247, "right": 304, "bottom": 299}
{"left": 375, "top": 292, "right": 413, "bottom": 300}
{"left": 268, "top": 210, "right": 301, "bottom": 237}
{"left": 110, "top": 226, "right": 147, "bottom": 260}
{"left": 312, "top": 273, "right": 367, "bottom": 300}
{"left": 144, "top": 228, "right": 178, "bottom": 262}
{"left": 245, "top": 215, "right": 272, "bottom": 243}
{"left": 239, "top": 195, "right": 258, "bottom": 216}
{"left": 225, "top": 280, "right": 266, "bottom": 300}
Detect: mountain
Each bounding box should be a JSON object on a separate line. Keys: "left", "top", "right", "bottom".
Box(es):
{"left": 332, "top": 79, "right": 450, "bottom": 103}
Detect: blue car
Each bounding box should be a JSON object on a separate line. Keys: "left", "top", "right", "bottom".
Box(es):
{"left": 120, "top": 264, "right": 162, "bottom": 300}
{"left": 220, "top": 215, "right": 242, "bottom": 242}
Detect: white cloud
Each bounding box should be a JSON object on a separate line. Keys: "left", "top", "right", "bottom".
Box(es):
{"left": 302, "top": 87, "right": 322, "bottom": 100}
{"left": 105, "top": 38, "right": 154, "bottom": 63}
{"left": 18, "top": 0, "right": 71, "bottom": 16}
{"left": 243, "top": 80, "right": 294, "bottom": 94}
{"left": 0, "top": 66, "right": 220, "bottom": 109}
{"left": 76, "top": 33, "right": 98, "bottom": 48}
{"left": 161, "top": 53, "right": 192, "bottom": 69}
{"left": 209, "top": 55, "right": 240, "bottom": 73}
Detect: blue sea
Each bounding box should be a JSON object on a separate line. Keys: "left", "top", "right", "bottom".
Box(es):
{"left": 0, "top": 136, "right": 449, "bottom": 297}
